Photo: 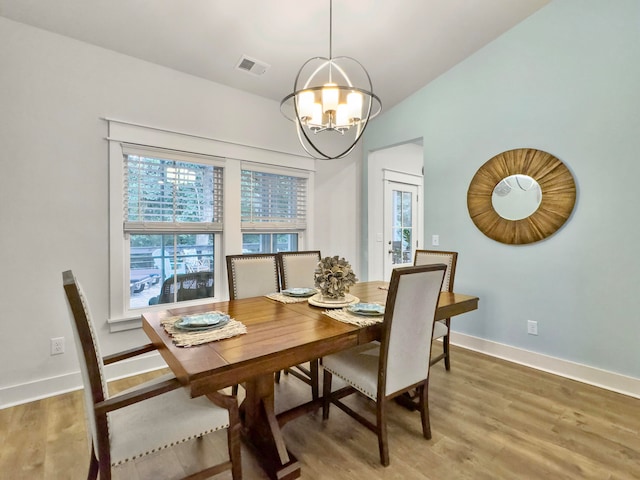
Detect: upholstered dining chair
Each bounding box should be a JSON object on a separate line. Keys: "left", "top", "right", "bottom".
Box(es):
{"left": 275, "top": 251, "right": 322, "bottom": 399}
{"left": 226, "top": 253, "right": 280, "bottom": 396}
{"left": 62, "top": 270, "right": 242, "bottom": 480}
{"left": 226, "top": 253, "right": 280, "bottom": 300}
{"left": 322, "top": 263, "right": 446, "bottom": 466}
{"left": 277, "top": 250, "right": 321, "bottom": 290}
{"left": 414, "top": 249, "right": 458, "bottom": 369}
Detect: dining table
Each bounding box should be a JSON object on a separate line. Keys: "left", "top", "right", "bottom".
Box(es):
{"left": 142, "top": 280, "right": 479, "bottom": 480}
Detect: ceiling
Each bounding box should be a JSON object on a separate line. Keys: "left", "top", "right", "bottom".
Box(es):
{"left": 0, "top": 0, "right": 550, "bottom": 111}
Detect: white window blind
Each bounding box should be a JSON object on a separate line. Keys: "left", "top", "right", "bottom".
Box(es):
{"left": 123, "top": 146, "right": 223, "bottom": 233}
{"left": 241, "top": 169, "right": 307, "bottom": 230}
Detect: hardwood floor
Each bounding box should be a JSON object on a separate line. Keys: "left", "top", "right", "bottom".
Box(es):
{"left": 1, "top": 344, "right": 638, "bottom": 479}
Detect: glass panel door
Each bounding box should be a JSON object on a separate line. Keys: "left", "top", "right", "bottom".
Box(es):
{"left": 384, "top": 182, "right": 419, "bottom": 280}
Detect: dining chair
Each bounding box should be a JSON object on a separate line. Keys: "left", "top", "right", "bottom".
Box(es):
{"left": 277, "top": 250, "right": 321, "bottom": 290}
{"left": 275, "top": 250, "right": 322, "bottom": 399}
{"left": 226, "top": 253, "right": 280, "bottom": 300}
{"left": 226, "top": 254, "right": 280, "bottom": 396}
{"left": 62, "top": 270, "right": 242, "bottom": 480}
{"left": 414, "top": 249, "right": 458, "bottom": 369}
{"left": 321, "top": 263, "right": 446, "bottom": 466}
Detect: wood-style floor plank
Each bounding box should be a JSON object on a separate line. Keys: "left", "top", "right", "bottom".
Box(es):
{"left": 1, "top": 344, "right": 638, "bottom": 479}
{"left": 43, "top": 392, "right": 88, "bottom": 480}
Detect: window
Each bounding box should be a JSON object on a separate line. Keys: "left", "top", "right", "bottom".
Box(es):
{"left": 107, "top": 119, "right": 315, "bottom": 331}
{"left": 123, "top": 146, "right": 223, "bottom": 310}
{"left": 240, "top": 168, "right": 307, "bottom": 253}
{"left": 241, "top": 233, "right": 299, "bottom": 254}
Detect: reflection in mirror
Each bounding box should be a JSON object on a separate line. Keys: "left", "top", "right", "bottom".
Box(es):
{"left": 491, "top": 174, "right": 542, "bottom": 221}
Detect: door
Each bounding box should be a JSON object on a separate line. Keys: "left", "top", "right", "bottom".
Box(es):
{"left": 383, "top": 177, "right": 421, "bottom": 280}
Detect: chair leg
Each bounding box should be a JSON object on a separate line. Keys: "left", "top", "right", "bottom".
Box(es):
{"left": 310, "top": 359, "right": 319, "bottom": 400}
{"left": 87, "top": 444, "right": 98, "bottom": 480}
{"left": 443, "top": 334, "right": 450, "bottom": 370}
{"left": 377, "top": 398, "right": 390, "bottom": 466}
{"left": 231, "top": 384, "right": 239, "bottom": 396}
{"left": 96, "top": 429, "right": 112, "bottom": 480}
{"left": 275, "top": 370, "right": 282, "bottom": 383}
{"left": 99, "top": 460, "right": 111, "bottom": 480}
{"left": 418, "top": 381, "right": 432, "bottom": 440}
{"left": 443, "top": 318, "right": 451, "bottom": 370}
{"left": 322, "top": 370, "right": 332, "bottom": 420}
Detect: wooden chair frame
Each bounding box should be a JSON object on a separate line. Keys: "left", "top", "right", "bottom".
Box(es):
{"left": 322, "top": 264, "right": 446, "bottom": 466}
{"left": 63, "top": 270, "right": 241, "bottom": 480}
{"left": 275, "top": 251, "right": 322, "bottom": 400}
{"left": 276, "top": 250, "right": 321, "bottom": 290}
{"left": 414, "top": 249, "right": 458, "bottom": 370}
{"left": 226, "top": 253, "right": 279, "bottom": 300}
{"left": 226, "top": 253, "right": 279, "bottom": 396}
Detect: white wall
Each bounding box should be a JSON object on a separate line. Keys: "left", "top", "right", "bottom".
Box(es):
{"left": 312, "top": 145, "right": 362, "bottom": 276}
{"left": 366, "top": 142, "right": 424, "bottom": 281}
{"left": 363, "top": 0, "right": 640, "bottom": 388}
{"left": 0, "top": 17, "right": 360, "bottom": 407}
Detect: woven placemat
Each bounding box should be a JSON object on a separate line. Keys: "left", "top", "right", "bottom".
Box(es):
{"left": 161, "top": 311, "right": 247, "bottom": 347}
{"left": 266, "top": 292, "right": 311, "bottom": 304}
{"left": 322, "top": 308, "right": 385, "bottom": 327}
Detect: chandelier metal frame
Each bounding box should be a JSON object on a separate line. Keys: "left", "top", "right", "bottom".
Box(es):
{"left": 280, "top": 0, "right": 382, "bottom": 160}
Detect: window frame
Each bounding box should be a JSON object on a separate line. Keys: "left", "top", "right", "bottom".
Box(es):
{"left": 107, "top": 120, "right": 315, "bottom": 331}
{"left": 240, "top": 162, "right": 310, "bottom": 254}
{"left": 111, "top": 144, "right": 225, "bottom": 329}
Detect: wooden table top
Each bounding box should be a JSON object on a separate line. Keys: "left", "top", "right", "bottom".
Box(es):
{"left": 142, "top": 281, "right": 479, "bottom": 397}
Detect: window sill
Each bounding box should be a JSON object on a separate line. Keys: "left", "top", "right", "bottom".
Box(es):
{"left": 108, "top": 296, "right": 227, "bottom": 332}
{"left": 107, "top": 315, "right": 142, "bottom": 332}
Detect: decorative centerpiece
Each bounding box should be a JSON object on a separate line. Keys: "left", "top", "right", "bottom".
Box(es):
{"left": 314, "top": 255, "right": 358, "bottom": 301}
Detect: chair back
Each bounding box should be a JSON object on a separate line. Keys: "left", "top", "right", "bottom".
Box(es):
{"left": 379, "top": 264, "right": 446, "bottom": 397}
{"left": 414, "top": 250, "right": 458, "bottom": 292}
{"left": 277, "top": 250, "right": 321, "bottom": 290}
{"left": 226, "top": 253, "right": 280, "bottom": 299}
{"left": 157, "top": 271, "right": 213, "bottom": 304}
{"left": 62, "top": 270, "right": 108, "bottom": 455}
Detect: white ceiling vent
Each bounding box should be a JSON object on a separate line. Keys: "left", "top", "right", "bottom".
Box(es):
{"left": 235, "top": 55, "right": 270, "bottom": 76}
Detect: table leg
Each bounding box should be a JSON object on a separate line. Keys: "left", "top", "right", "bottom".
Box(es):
{"left": 241, "top": 374, "right": 301, "bottom": 480}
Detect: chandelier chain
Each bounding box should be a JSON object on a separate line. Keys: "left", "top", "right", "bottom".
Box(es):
{"left": 329, "top": 0, "right": 333, "bottom": 59}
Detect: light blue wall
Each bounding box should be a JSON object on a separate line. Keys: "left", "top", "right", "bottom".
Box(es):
{"left": 363, "top": 0, "right": 640, "bottom": 379}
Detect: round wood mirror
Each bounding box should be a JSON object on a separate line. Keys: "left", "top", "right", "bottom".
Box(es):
{"left": 467, "top": 148, "right": 576, "bottom": 245}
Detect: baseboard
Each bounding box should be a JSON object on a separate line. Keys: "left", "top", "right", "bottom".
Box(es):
{"left": 4, "top": 334, "right": 638, "bottom": 409}
{"left": 450, "top": 332, "right": 640, "bottom": 399}
{"left": 0, "top": 351, "right": 166, "bottom": 409}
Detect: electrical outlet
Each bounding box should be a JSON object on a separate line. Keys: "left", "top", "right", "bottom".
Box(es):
{"left": 432, "top": 234, "right": 440, "bottom": 246}
{"left": 51, "top": 337, "right": 65, "bottom": 355}
{"left": 527, "top": 320, "right": 538, "bottom": 336}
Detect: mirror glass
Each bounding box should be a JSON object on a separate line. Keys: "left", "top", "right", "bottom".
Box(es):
{"left": 491, "top": 174, "right": 542, "bottom": 220}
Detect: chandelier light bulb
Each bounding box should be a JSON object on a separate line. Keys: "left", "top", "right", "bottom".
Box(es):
{"left": 335, "top": 103, "right": 350, "bottom": 129}
{"left": 310, "top": 102, "right": 323, "bottom": 127}
{"left": 296, "top": 90, "right": 315, "bottom": 121}
{"left": 322, "top": 83, "right": 339, "bottom": 113}
{"left": 347, "top": 91, "right": 363, "bottom": 122}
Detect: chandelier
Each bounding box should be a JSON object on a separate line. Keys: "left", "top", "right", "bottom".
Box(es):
{"left": 280, "top": 0, "right": 382, "bottom": 160}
